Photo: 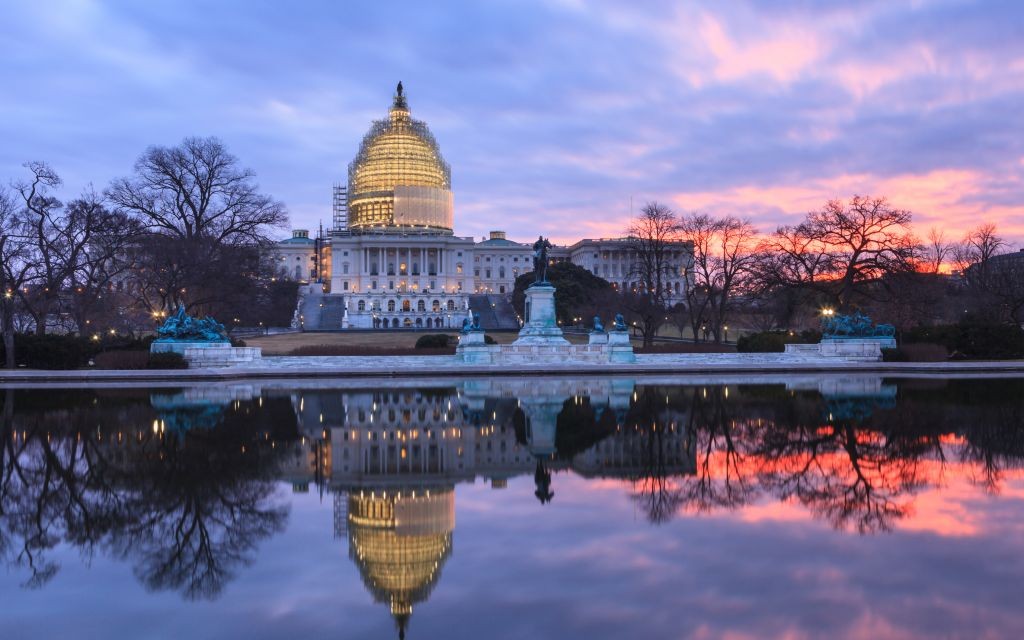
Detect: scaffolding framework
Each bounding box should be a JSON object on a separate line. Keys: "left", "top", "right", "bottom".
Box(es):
{"left": 333, "top": 184, "right": 348, "bottom": 232}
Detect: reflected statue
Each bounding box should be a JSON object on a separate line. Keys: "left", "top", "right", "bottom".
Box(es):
{"left": 534, "top": 460, "right": 555, "bottom": 504}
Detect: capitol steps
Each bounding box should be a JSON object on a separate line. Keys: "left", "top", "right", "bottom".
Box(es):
{"left": 468, "top": 294, "right": 519, "bottom": 331}
{"left": 317, "top": 296, "right": 347, "bottom": 330}
{"left": 297, "top": 284, "right": 325, "bottom": 329}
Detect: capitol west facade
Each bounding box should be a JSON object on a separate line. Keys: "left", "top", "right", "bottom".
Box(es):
{"left": 276, "top": 84, "right": 692, "bottom": 330}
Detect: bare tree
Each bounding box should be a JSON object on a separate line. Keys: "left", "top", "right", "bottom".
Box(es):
{"left": 679, "top": 214, "right": 760, "bottom": 343}
{"left": 624, "top": 202, "right": 684, "bottom": 346}
{"left": 954, "top": 223, "right": 1024, "bottom": 323}
{"left": 679, "top": 214, "right": 717, "bottom": 343}
{"left": 764, "top": 195, "right": 919, "bottom": 311}
{"left": 954, "top": 223, "right": 1006, "bottom": 289}
{"left": 63, "top": 190, "right": 142, "bottom": 333}
{"left": 924, "top": 227, "right": 953, "bottom": 275}
{"left": 0, "top": 188, "right": 32, "bottom": 367}
{"left": 107, "top": 138, "right": 287, "bottom": 317}
{"left": 13, "top": 162, "right": 67, "bottom": 334}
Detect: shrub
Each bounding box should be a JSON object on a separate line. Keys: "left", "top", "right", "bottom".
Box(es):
{"left": 737, "top": 332, "right": 787, "bottom": 353}
{"left": 415, "top": 334, "right": 451, "bottom": 349}
{"left": 484, "top": 334, "right": 497, "bottom": 345}
{"left": 900, "top": 343, "right": 948, "bottom": 362}
{"left": 903, "top": 322, "right": 1024, "bottom": 359}
{"left": 230, "top": 337, "right": 247, "bottom": 347}
{"left": 0, "top": 333, "right": 169, "bottom": 370}
{"left": 881, "top": 348, "right": 908, "bottom": 362}
{"left": 94, "top": 350, "right": 151, "bottom": 370}
{"left": 882, "top": 343, "right": 947, "bottom": 362}
{"left": 146, "top": 352, "right": 188, "bottom": 369}
{"left": 287, "top": 345, "right": 455, "bottom": 356}
{"left": 1, "top": 334, "right": 92, "bottom": 369}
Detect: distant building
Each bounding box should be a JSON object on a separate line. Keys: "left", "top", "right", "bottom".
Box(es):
{"left": 274, "top": 84, "right": 693, "bottom": 329}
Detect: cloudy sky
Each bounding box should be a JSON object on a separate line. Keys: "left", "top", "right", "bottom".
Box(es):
{"left": 2, "top": 0, "right": 1022, "bottom": 244}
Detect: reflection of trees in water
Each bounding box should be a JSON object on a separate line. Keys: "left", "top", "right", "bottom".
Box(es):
{"left": 0, "top": 389, "right": 291, "bottom": 598}
{"left": 754, "top": 420, "right": 929, "bottom": 533}
{"left": 577, "top": 380, "right": 1024, "bottom": 533}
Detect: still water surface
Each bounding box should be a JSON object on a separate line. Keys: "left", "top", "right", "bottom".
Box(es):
{"left": 1, "top": 376, "right": 1023, "bottom": 639}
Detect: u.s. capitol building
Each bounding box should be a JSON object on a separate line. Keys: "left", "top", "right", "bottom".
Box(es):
{"left": 277, "top": 84, "right": 692, "bottom": 330}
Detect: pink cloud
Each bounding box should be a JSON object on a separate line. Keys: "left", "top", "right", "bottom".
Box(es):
{"left": 695, "top": 14, "right": 824, "bottom": 85}
{"left": 671, "top": 169, "right": 1024, "bottom": 240}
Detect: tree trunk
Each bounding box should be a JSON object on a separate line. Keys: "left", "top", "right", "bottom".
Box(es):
{"left": 2, "top": 307, "right": 14, "bottom": 369}
{"left": 643, "top": 317, "right": 655, "bottom": 347}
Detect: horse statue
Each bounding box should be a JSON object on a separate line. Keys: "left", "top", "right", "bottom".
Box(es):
{"left": 532, "top": 236, "right": 553, "bottom": 284}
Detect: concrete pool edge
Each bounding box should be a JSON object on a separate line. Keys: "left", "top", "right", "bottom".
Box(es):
{"left": 3, "top": 357, "right": 1024, "bottom": 384}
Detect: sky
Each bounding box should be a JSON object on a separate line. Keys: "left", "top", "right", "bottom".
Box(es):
{"left": 1, "top": 0, "right": 1022, "bottom": 245}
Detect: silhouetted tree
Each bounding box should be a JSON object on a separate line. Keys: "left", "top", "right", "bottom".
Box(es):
{"left": 0, "top": 188, "right": 32, "bottom": 366}
{"left": 624, "top": 202, "right": 686, "bottom": 346}
{"left": 107, "top": 137, "right": 288, "bottom": 318}
{"left": 762, "top": 195, "right": 919, "bottom": 312}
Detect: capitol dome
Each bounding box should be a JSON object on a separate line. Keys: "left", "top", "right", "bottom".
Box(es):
{"left": 347, "top": 83, "right": 454, "bottom": 234}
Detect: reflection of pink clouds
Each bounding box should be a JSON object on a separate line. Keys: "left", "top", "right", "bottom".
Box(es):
{"left": 735, "top": 498, "right": 814, "bottom": 525}
{"left": 672, "top": 169, "right": 1024, "bottom": 238}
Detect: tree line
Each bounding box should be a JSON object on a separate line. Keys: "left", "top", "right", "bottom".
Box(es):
{"left": 620, "top": 197, "right": 1024, "bottom": 346}
{"left": 0, "top": 137, "right": 291, "bottom": 367}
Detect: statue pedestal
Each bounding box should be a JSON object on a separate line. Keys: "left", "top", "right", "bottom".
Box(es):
{"left": 151, "top": 341, "right": 230, "bottom": 355}
{"left": 513, "top": 284, "right": 568, "bottom": 346}
{"left": 150, "top": 341, "right": 262, "bottom": 367}
{"left": 588, "top": 331, "right": 608, "bottom": 345}
{"left": 455, "top": 330, "right": 497, "bottom": 364}
{"left": 607, "top": 329, "right": 636, "bottom": 363}
{"left": 784, "top": 337, "right": 895, "bottom": 361}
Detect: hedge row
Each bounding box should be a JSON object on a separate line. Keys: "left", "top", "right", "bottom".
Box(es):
{"left": 93, "top": 350, "right": 188, "bottom": 369}
{"left": 0, "top": 333, "right": 188, "bottom": 369}
{"left": 902, "top": 323, "right": 1024, "bottom": 359}
{"left": 414, "top": 333, "right": 496, "bottom": 348}
{"left": 736, "top": 330, "right": 821, "bottom": 353}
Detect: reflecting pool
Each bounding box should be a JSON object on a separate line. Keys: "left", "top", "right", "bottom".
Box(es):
{"left": 1, "top": 376, "right": 1023, "bottom": 639}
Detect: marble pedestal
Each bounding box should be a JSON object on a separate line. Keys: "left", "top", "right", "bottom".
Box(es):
{"left": 150, "top": 341, "right": 262, "bottom": 367}
{"left": 783, "top": 337, "right": 895, "bottom": 362}
{"left": 513, "top": 283, "right": 568, "bottom": 346}
{"left": 455, "top": 330, "right": 497, "bottom": 364}
{"left": 607, "top": 329, "right": 637, "bottom": 363}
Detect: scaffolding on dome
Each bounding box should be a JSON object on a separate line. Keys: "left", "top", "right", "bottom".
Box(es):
{"left": 346, "top": 86, "right": 453, "bottom": 234}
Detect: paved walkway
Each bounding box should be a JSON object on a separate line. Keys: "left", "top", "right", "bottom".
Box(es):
{"left": 1, "top": 353, "right": 1024, "bottom": 383}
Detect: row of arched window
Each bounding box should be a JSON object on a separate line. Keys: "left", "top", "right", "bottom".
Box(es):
{"left": 356, "top": 299, "right": 457, "bottom": 313}
{"left": 372, "top": 317, "right": 448, "bottom": 328}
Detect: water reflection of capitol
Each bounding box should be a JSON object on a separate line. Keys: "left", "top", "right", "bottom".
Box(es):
{"left": 283, "top": 379, "right": 694, "bottom": 636}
